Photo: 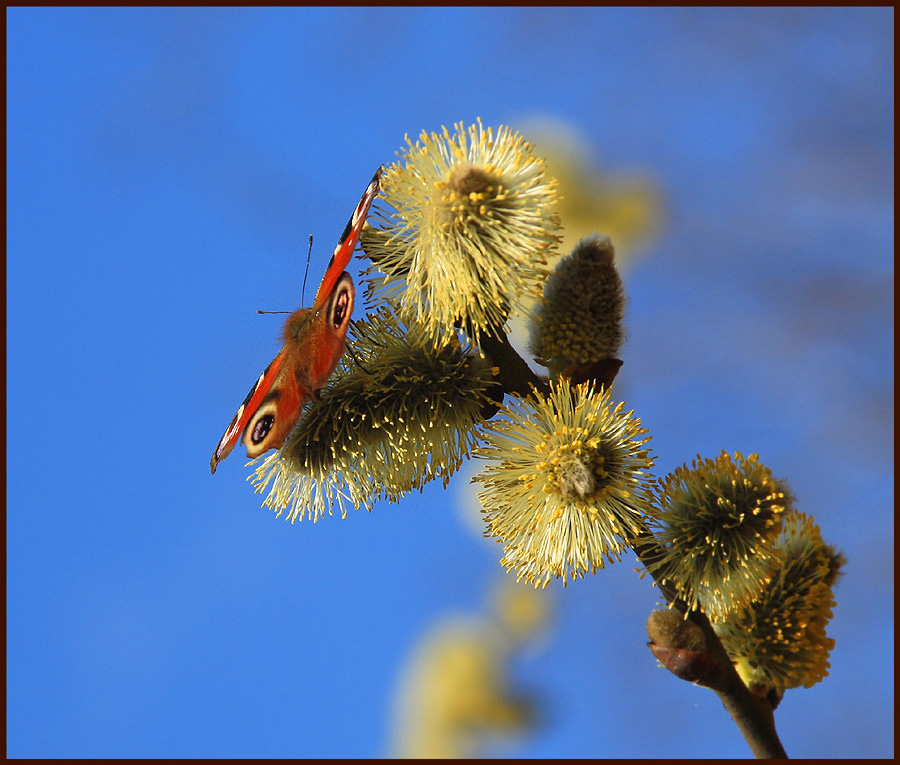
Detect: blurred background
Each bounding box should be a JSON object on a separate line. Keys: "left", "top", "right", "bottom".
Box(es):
{"left": 7, "top": 7, "right": 892, "bottom": 758}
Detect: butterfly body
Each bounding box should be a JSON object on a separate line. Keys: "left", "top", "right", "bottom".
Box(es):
{"left": 211, "top": 168, "right": 382, "bottom": 474}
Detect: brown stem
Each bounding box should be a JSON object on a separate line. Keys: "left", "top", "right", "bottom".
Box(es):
{"left": 479, "top": 331, "right": 550, "bottom": 400}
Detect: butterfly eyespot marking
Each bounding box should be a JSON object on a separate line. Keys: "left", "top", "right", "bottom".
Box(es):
{"left": 252, "top": 414, "right": 275, "bottom": 444}
{"left": 327, "top": 273, "right": 355, "bottom": 331}
{"left": 242, "top": 396, "right": 284, "bottom": 457}
{"left": 332, "top": 287, "right": 351, "bottom": 328}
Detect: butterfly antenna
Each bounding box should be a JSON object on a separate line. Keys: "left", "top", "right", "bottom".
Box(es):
{"left": 300, "top": 234, "right": 313, "bottom": 306}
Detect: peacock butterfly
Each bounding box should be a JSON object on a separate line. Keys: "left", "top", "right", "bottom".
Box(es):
{"left": 211, "top": 167, "right": 382, "bottom": 474}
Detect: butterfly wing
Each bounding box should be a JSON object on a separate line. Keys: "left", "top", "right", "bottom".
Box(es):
{"left": 290, "top": 166, "right": 382, "bottom": 403}
{"left": 312, "top": 166, "right": 382, "bottom": 310}
{"left": 211, "top": 347, "right": 295, "bottom": 473}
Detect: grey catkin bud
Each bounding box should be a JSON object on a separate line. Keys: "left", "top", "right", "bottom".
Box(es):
{"left": 530, "top": 234, "right": 625, "bottom": 376}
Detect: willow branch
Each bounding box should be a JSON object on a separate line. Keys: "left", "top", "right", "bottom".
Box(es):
{"left": 482, "top": 334, "right": 788, "bottom": 759}
{"left": 632, "top": 529, "right": 787, "bottom": 759}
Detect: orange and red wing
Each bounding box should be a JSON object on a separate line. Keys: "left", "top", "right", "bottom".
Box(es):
{"left": 312, "top": 167, "right": 382, "bottom": 310}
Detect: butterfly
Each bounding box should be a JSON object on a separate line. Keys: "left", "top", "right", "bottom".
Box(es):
{"left": 211, "top": 167, "right": 382, "bottom": 474}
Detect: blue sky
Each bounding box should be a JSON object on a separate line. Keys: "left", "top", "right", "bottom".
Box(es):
{"left": 7, "top": 7, "right": 893, "bottom": 758}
